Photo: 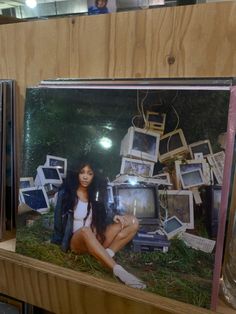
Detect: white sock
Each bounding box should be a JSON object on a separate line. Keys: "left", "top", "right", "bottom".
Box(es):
{"left": 106, "top": 248, "right": 115, "bottom": 258}
{"left": 113, "top": 264, "right": 146, "bottom": 289}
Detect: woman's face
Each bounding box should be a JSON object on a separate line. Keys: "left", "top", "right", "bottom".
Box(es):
{"left": 78, "top": 165, "right": 94, "bottom": 188}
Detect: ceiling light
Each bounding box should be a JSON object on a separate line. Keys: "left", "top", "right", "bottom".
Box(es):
{"left": 25, "top": 0, "right": 37, "bottom": 9}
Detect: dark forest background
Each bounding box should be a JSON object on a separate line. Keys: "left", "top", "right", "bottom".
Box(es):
{"left": 21, "top": 87, "right": 230, "bottom": 180}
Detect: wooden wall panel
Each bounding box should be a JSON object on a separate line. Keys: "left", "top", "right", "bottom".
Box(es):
{"left": 0, "top": 1, "right": 235, "bottom": 131}
{"left": 0, "top": 2, "right": 236, "bottom": 313}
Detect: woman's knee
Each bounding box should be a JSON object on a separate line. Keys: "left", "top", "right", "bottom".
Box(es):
{"left": 125, "top": 215, "right": 139, "bottom": 231}
{"left": 79, "top": 226, "right": 94, "bottom": 238}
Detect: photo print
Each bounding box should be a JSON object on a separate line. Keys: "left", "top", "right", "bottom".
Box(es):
{"left": 16, "top": 80, "right": 235, "bottom": 310}
{"left": 87, "top": 0, "right": 117, "bottom": 15}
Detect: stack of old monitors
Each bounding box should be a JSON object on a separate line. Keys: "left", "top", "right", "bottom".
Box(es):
{"left": 116, "top": 124, "right": 162, "bottom": 230}
{"left": 0, "top": 80, "right": 16, "bottom": 240}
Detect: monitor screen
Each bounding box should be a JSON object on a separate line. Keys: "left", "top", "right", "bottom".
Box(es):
{"left": 20, "top": 180, "right": 31, "bottom": 189}
{"left": 191, "top": 143, "right": 211, "bottom": 156}
{"left": 159, "top": 190, "right": 194, "bottom": 229}
{"left": 48, "top": 158, "right": 65, "bottom": 174}
{"left": 121, "top": 157, "right": 154, "bottom": 177}
{"left": 159, "top": 132, "right": 183, "bottom": 155}
{"left": 42, "top": 167, "right": 61, "bottom": 180}
{"left": 181, "top": 170, "right": 204, "bottom": 187}
{"left": 21, "top": 189, "right": 48, "bottom": 211}
{"left": 132, "top": 131, "right": 157, "bottom": 156}
{"left": 148, "top": 113, "right": 164, "bottom": 124}
{"left": 115, "top": 186, "right": 158, "bottom": 219}
{"left": 164, "top": 217, "right": 183, "bottom": 233}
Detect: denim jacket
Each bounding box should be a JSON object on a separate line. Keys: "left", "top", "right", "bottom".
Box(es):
{"left": 51, "top": 190, "right": 74, "bottom": 252}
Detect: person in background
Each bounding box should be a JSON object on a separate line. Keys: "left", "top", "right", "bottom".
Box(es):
{"left": 88, "top": 0, "right": 109, "bottom": 15}
{"left": 52, "top": 161, "right": 146, "bottom": 289}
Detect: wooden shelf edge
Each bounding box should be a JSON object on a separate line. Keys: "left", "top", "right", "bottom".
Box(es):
{"left": 0, "top": 249, "right": 215, "bottom": 314}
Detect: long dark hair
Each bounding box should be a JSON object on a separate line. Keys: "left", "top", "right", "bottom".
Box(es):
{"left": 60, "top": 162, "right": 107, "bottom": 243}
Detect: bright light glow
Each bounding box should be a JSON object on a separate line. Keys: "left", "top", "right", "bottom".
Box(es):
{"left": 99, "top": 137, "right": 112, "bottom": 149}
{"left": 25, "top": 0, "right": 37, "bottom": 8}
{"left": 128, "top": 177, "right": 137, "bottom": 186}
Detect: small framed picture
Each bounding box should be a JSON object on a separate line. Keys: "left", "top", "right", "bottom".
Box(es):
{"left": 87, "top": 0, "right": 117, "bottom": 15}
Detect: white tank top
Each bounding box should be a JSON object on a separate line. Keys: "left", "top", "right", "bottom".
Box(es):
{"left": 73, "top": 200, "right": 92, "bottom": 233}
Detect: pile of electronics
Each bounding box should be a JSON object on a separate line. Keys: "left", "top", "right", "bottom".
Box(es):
{"left": 19, "top": 155, "right": 67, "bottom": 214}
{"left": 108, "top": 111, "right": 224, "bottom": 253}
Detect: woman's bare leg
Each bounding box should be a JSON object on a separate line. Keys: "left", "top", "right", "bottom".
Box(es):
{"left": 70, "top": 227, "right": 116, "bottom": 269}
{"left": 70, "top": 223, "right": 146, "bottom": 289}
{"left": 103, "top": 215, "right": 139, "bottom": 253}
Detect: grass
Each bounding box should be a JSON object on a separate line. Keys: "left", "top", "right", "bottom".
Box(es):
{"left": 16, "top": 211, "right": 214, "bottom": 309}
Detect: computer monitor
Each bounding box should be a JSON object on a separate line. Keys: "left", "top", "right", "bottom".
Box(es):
{"left": 162, "top": 216, "right": 186, "bottom": 240}
{"left": 175, "top": 159, "right": 211, "bottom": 189}
{"left": 189, "top": 140, "right": 213, "bottom": 159}
{"left": 113, "top": 185, "right": 159, "bottom": 224}
{"left": 19, "top": 177, "right": 35, "bottom": 189}
{"left": 45, "top": 155, "right": 67, "bottom": 178}
{"left": 19, "top": 186, "right": 50, "bottom": 213}
{"left": 35, "top": 166, "right": 63, "bottom": 187}
{"left": 120, "top": 126, "right": 160, "bottom": 162}
{"left": 180, "top": 168, "right": 205, "bottom": 189}
{"left": 159, "top": 129, "right": 189, "bottom": 163}
{"left": 159, "top": 190, "right": 194, "bottom": 229}
{"left": 145, "top": 111, "right": 166, "bottom": 134}
{"left": 120, "top": 157, "right": 154, "bottom": 177}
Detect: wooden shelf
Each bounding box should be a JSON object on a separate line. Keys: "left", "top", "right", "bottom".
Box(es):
{"left": 0, "top": 248, "right": 216, "bottom": 314}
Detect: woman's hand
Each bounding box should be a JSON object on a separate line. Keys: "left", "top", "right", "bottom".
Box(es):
{"left": 113, "top": 215, "right": 127, "bottom": 229}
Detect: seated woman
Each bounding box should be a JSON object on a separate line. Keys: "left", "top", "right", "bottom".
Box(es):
{"left": 51, "top": 161, "right": 146, "bottom": 289}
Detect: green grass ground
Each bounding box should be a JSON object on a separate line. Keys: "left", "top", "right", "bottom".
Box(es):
{"left": 16, "top": 211, "right": 214, "bottom": 309}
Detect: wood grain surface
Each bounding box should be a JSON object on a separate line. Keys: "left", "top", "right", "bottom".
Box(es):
{"left": 0, "top": 249, "right": 215, "bottom": 314}
{"left": 0, "top": 2, "right": 236, "bottom": 313}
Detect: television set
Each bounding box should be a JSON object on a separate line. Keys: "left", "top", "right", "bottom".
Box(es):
{"left": 180, "top": 168, "right": 205, "bottom": 189}
{"left": 175, "top": 159, "right": 211, "bottom": 189}
{"left": 120, "top": 126, "right": 160, "bottom": 162}
{"left": 19, "top": 186, "right": 50, "bottom": 213}
{"left": 113, "top": 185, "right": 159, "bottom": 225}
{"left": 35, "top": 166, "right": 63, "bottom": 187}
{"left": 120, "top": 157, "right": 154, "bottom": 177}
{"left": 162, "top": 216, "right": 186, "bottom": 240}
{"left": 159, "top": 129, "right": 189, "bottom": 163}
{"left": 19, "top": 177, "right": 35, "bottom": 189}
{"left": 159, "top": 190, "right": 194, "bottom": 229}
{"left": 45, "top": 154, "right": 67, "bottom": 178}
{"left": 189, "top": 139, "right": 213, "bottom": 159}
{"left": 145, "top": 111, "right": 166, "bottom": 135}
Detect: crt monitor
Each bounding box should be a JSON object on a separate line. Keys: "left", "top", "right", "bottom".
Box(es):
{"left": 120, "top": 126, "right": 160, "bottom": 162}
{"left": 19, "top": 177, "right": 35, "bottom": 189}
{"left": 19, "top": 186, "right": 50, "bottom": 213}
{"left": 163, "top": 216, "right": 186, "bottom": 240}
{"left": 113, "top": 185, "right": 159, "bottom": 224}
{"left": 159, "top": 129, "right": 188, "bottom": 163}
{"left": 45, "top": 154, "right": 67, "bottom": 178}
{"left": 35, "top": 166, "right": 63, "bottom": 187}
